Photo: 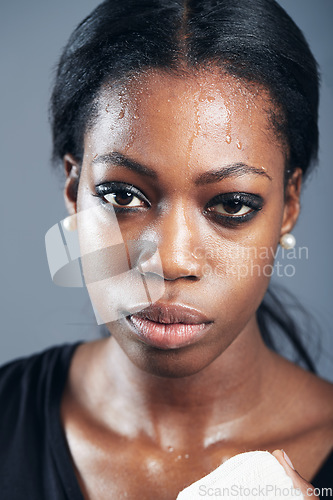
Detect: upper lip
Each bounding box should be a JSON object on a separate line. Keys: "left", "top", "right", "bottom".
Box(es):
{"left": 130, "top": 303, "right": 212, "bottom": 325}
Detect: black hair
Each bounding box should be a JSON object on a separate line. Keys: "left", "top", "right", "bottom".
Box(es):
{"left": 50, "top": 0, "right": 320, "bottom": 371}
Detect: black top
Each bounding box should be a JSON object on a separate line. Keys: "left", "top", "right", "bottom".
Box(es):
{"left": 0, "top": 343, "right": 332, "bottom": 499}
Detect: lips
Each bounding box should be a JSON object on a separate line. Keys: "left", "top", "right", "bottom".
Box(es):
{"left": 133, "top": 304, "right": 210, "bottom": 324}
{"left": 127, "top": 303, "right": 213, "bottom": 349}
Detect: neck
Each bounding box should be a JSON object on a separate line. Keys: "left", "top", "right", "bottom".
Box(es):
{"left": 76, "top": 316, "right": 277, "bottom": 451}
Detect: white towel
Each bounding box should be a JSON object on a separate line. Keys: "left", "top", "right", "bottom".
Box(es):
{"left": 176, "top": 451, "right": 304, "bottom": 499}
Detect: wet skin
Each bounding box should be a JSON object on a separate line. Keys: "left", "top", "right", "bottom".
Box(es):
{"left": 62, "top": 70, "right": 333, "bottom": 499}
{"left": 69, "top": 69, "right": 298, "bottom": 376}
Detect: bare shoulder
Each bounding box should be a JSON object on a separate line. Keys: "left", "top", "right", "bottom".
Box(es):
{"left": 304, "top": 371, "right": 333, "bottom": 432}
{"left": 294, "top": 370, "right": 333, "bottom": 478}
{"left": 297, "top": 364, "right": 333, "bottom": 420}
{"left": 273, "top": 354, "right": 333, "bottom": 436}
{"left": 267, "top": 352, "right": 333, "bottom": 479}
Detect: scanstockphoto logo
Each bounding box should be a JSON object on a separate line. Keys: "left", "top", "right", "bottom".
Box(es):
{"left": 226, "top": 244, "right": 309, "bottom": 279}
{"left": 183, "top": 245, "right": 309, "bottom": 280}
{"left": 227, "top": 247, "right": 309, "bottom": 279}
{"left": 198, "top": 483, "right": 303, "bottom": 497}
{"left": 198, "top": 484, "right": 332, "bottom": 497}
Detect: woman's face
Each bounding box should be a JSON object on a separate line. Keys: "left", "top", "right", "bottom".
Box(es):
{"left": 66, "top": 69, "right": 301, "bottom": 377}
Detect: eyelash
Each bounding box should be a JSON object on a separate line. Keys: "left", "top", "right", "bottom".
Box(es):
{"left": 94, "top": 182, "right": 263, "bottom": 226}
{"left": 94, "top": 182, "right": 150, "bottom": 213}
{"left": 204, "top": 192, "right": 263, "bottom": 226}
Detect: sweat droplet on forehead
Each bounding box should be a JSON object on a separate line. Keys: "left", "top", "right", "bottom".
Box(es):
{"left": 86, "top": 69, "right": 285, "bottom": 176}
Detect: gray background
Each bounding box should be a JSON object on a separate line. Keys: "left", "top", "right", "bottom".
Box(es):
{"left": 1, "top": 1, "right": 332, "bottom": 380}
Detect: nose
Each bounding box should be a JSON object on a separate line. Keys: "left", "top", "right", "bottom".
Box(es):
{"left": 151, "top": 202, "right": 203, "bottom": 281}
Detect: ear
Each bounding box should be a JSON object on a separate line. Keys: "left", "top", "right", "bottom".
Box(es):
{"left": 63, "top": 154, "right": 80, "bottom": 215}
{"left": 280, "top": 167, "right": 302, "bottom": 236}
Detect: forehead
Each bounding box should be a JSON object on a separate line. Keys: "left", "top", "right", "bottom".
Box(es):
{"left": 85, "top": 69, "right": 285, "bottom": 175}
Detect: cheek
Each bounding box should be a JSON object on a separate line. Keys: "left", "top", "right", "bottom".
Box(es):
{"left": 76, "top": 195, "right": 165, "bottom": 325}
{"left": 211, "top": 191, "right": 285, "bottom": 312}
{"left": 200, "top": 224, "right": 280, "bottom": 323}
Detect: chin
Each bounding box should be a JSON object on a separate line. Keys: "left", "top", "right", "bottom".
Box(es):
{"left": 118, "top": 334, "right": 227, "bottom": 379}
{"left": 106, "top": 314, "right": 242, "bottom": 379}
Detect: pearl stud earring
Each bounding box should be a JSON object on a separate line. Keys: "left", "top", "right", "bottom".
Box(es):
{"left": 279, "top": 233, "right": 296, "bottom": 250}
{"left": 63, "top": 214, "right": 77, "bottom": 232}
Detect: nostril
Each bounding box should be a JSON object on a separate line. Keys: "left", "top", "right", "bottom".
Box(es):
{"left": 158, "top": 246, "right": 204, "bottom": 281}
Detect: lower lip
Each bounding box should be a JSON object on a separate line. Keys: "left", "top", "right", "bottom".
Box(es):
{"left": 127, "top": 315, "right": 213, "bottom": 349}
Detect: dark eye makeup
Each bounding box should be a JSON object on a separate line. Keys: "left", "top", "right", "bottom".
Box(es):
{"left": 93, "top": 182, "right": 264, "bottom": 226}
{"left": 204, "top": 192, "right": 263, "bottom": 226}
{"left": 94, "top": 182, "right": 150, "bottom": 212}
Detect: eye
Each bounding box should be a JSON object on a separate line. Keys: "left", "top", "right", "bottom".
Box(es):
{"left": 205, "top": 192, "right": 263, "bottom": 223}
{"left": 104, "top": 190, "right": 144, "bottom": 208}
{"left": 211, "top": 200, "right": 253, "bottom": 216}
{"left": 94, "top": 182, "right": 150, "bottom": 210}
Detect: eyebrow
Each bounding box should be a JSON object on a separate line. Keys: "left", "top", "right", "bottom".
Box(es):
{"left": 92, "top": 152, "right": 272, "bottom": 183}
{"left": 92, "top": 152, "right": 158, "bottom": 179}
{"left": 194, "top": 162, "right": 272, "bottom": 184}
